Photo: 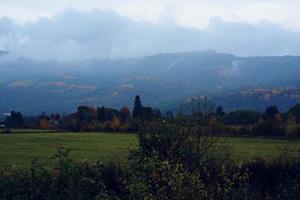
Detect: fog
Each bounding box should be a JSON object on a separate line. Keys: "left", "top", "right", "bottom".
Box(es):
{"left": 1, "top": 9, "right": 300, "bottom": 61}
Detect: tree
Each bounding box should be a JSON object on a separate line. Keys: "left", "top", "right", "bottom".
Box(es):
{"left": 265, "top": 105, "right": 279, "bottom": 119}
{"left": 164, "top": 111, "right": 175, "bottom": 122}
{"left": 120, "top": 107, "right": 131, "bottom": 122}
{"left": 6, "top": 111, "right": 24, "bottom": 128}
{"left": 133, "top": 95, "right": 143, "bottom": 119}
{"left": 224, "top": 110, "right": 260, "bottom": 125}
{"left": 77, "top": 106, "right": 91, "bottom": 122}
{"left": 143, "top": 107, "right": 154, "bottom": 121}
{"left": 39, "top": 119, "right": 49, "bottom": 129}
{"left": 289, "top": 104, "right": 300, "bottom": 122}
{"left": 153, "top": 109, "right": 162, "bottom": 120}
{"left": 274, "top": 113, "right": 282, "bottom": 127}
{"left": 111, "top": 116, "right": 121, "bottom": 131}
{"left": 97, "top": 107, "right": 106, "bottom": 122}
{"left": 216, "top": 106, "right": 225, "bottom": 116}
{"left": 286, "top": 115, "right": 297, "bottom": 126}
{"left": 51, "top": 113, "right": 61, "bottom": 121}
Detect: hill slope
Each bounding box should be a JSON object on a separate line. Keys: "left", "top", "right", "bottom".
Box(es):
{"left": 0, "top": 50, "right": 300, "bottom": 114}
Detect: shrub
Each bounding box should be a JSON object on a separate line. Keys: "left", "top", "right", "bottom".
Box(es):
{"left": 1, "top": 125, "right": 300, "bottom": 199}
{"left": 252, "top": 120, "right": 285, "bottom": 136}
{"left": 286, "top": 124, "right": 300, "bottom": 138}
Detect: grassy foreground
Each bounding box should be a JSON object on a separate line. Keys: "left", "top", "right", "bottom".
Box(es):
{"left": 0, "top": 132, "right": 137, "bottom": 169}
{"left": 0, "top": 132, "right": 300, "bottom": 169}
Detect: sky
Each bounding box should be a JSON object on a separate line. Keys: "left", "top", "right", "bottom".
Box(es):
{"left": 1, "top": 0, "right": 300, "bottom": 30}
{"left": 0, "top": 0, "right": 300, "bottom": 61}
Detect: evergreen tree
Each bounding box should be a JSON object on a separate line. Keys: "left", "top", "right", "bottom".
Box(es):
{"left": 289, "top": 104, "right": 300, "bottom": 122}
{"left": 265, "top": 105, "right": 279, "bottom": 119}
{"left": 97, "top": 106, "right": 106, "bottom": 122}
{"left": 216, "top": 106, "right": 225, "bottom": 116}
{"left": 6, "top": 110, "right": 24, "bottom": 128}
{"left": 133, "top": 95, "right": 143, "bottom": 119}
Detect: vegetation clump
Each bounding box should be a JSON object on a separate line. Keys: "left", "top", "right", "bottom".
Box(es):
{"left": 1, "top": 124, "right": 300, "bottom": 199}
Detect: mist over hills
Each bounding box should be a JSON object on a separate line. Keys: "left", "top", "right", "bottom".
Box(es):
{"left": 0, "top": 50, "right": 300, "bottom": 114}
{"left": 1, "top": 9, "right": 300, "bottom": 61}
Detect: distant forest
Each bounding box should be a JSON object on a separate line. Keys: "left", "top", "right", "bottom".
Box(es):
{"left": 2, "top": 95, "right": 300, "bottom": 138}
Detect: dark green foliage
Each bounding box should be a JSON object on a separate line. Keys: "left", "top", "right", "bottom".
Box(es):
{"left": 0, "top": 147, "right": 128, "bottom": 199}
{"left": 252, "top": 120, "right": 284, "bottom": 136}
{"left": 289, "top": 104, "right": 300, "bottom": 122}
{"left": 216, "top": 106, "right": 225, "bottom": 116}
{"left": 133, "top": 95, "right": 143, "bottom": 119}
{"left": 77, "top": 106, "right": 91, "bottom": 122}
{"left": 164, "top": 111, "right": 175, "bottom": 122}
{"left": 126, "top": 122, "right": 300, "bottom": 199}
{"left": 265, "top": 105, "right": 279, "bottom": 119}
{"left": 141, "top": 106, "right": 154, "bottom": 121}
{"left": 97, "top": 106, "right": 106, "bottom": 122}
{"left": 224, "top": 110, "right": 260, "bottom": 125}
{"left": 1, "top": 127, "right": 300, "bottom": 199}
{"left": 5, "top": 110, "right": 24, "bottom": 128}
{"left": 153, "top": 109, "right": 162, "bottom": 120}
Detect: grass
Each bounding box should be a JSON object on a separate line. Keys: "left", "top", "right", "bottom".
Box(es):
{"left": 0, "top": 132, "right": 300, "bottom": 170}
{"left": 0, "top": 128, "right": 57, "bottom": 133}
{"left": 217, "top": 137, "right": 300, "bottom": 162}
{"left": 0, "top": 132, "right": 137, "bottom": 170}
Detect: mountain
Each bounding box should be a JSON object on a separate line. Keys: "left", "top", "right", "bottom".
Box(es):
{"left": 0, "top": 50, "right": 300, "bottom": 114}
{"left": 212, "top": 86, "right": 300, "bottom": 111}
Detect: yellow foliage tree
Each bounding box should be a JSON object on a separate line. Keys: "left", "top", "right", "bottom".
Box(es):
{"left": 111, "top": 116, "right": 121, "bottom": 131}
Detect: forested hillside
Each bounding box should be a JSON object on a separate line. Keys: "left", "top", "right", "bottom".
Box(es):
{"left": 0, "top": 50, "right": 300, "bottom": 114}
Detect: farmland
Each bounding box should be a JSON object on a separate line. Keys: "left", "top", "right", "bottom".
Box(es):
{"left": 0, "top": 132, "right": 300, "bottom": 169}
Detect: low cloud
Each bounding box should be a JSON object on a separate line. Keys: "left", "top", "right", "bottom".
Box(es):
{"left": 0, "top": 9, "right": 300, "bottom": 61}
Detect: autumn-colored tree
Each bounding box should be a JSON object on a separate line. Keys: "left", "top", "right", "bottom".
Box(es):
{"left": 111, "top": 116, "right": 121, "bottom": 131}
{"left": 120, "top": 106, "right": 131, "bottom": 122}
{"left": 274, "top": 113, "right": 282, "bottom": 127}
{"left": 39, "top": 119, "right": 49, "bottom": 129}
{"left": 208, "top": 115, "right": 218, "bottom": 126}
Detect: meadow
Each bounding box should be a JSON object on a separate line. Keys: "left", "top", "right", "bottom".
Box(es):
{"left": 0, "top": 132, "right": 300, "bottom": 170}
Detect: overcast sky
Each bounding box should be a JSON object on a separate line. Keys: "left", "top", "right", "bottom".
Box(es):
{"left": 0, "top": 0, "right": 300, "bottom": 60}
{"left": 1, "top": 0, "right": 300, "bottom": 30}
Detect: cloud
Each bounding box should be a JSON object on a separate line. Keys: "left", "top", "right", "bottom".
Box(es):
{"left": 1, "top": 0, "right": 300, "bottom": 30}
{"left": 0, "top": 9, "right": 300, "bottom": 61}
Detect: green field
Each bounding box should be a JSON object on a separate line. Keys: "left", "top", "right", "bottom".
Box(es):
{"left": 0, "top": 132, "right": 300, "bottom": 170}
{"left": 0, "top": 132, "right": 137, "bottom": 169}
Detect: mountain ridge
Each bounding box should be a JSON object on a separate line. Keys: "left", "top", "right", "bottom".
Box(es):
{"left": 0, "top": 50, "right": 300, "bottom": 114}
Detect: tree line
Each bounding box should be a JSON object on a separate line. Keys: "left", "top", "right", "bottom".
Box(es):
{"left": 3, "top": 95, "right": 300, "bottom": 137}
{"left": 3, "top": 95, "right": 161, "bottom": 132}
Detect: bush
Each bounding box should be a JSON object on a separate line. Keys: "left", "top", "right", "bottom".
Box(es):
{"left": 251, "top": 120, "right": 285, "bottom": 136}
{"left": 286, "top": 124, "right": 300, "bottom": 138}
{"left": 1, "top": 125, "right": 300, "bottom": 199}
